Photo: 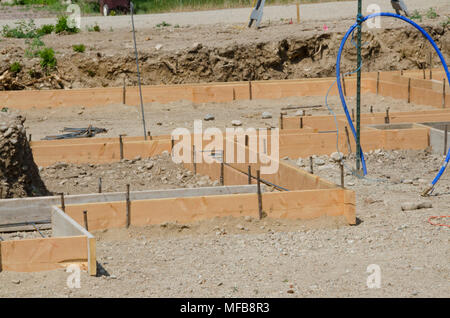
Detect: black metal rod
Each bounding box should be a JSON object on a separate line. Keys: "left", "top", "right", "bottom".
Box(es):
{"left": 126, "top": 184, "right": 131, "bottom": 228}
{"left": 119, "top": 134, "right": 124, "bottom": 160}
{"left": 220, "top": 161, "right": 224, "bottom": 186}
{"left": 310, "top": 156, "right": 314, "bottom": 174}
{"left": 340, "top": 160, "right": 344, "bottom": 188}
{"left": 248, "top": 165, "right": 252, "bottom": 184}
{"left": 249, "top": 81, "right": 252, "bottom": 100}
{"left": 444, "top": 125, "right": 448, "bottom": 156}
{"left": 407, "top": 78, "right": 411, "bottom": 104}
{"left": 83, "top": 210, "right": 88, "bottom": 231}
{"left": 60, "top": 192, "right": 65, "bottom": 212}
{"left": 345, "top": 126, "right": 352, "bottom": 155}
{"left": 256, "top": 170, "right": 263, "bottom": 220}
{"left": 300, "top": 117, "right": 303, "bottom": 129}
{"left": 130, "top": 2, "right": 147, "bottom": 140}
{"left": 192, "top": 145, "right": 197, "bottom": 175}
{"left": 98, "top": 177, "right": 102, "bottom": 193}
{"left": 280, "top": 113, "right": 284, "bottom": 129}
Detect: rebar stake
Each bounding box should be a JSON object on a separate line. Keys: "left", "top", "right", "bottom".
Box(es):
{"left": 126, "top": 184, "right": 131, "bottom": 228}
{"left": 60, "top": 192, "right": 65, "bottom": 212}
{"left": 83, "top": 210, "right": 88, "bottom": 231}
{"left": 257, "top": 170, "right": 263, "bottom": 220}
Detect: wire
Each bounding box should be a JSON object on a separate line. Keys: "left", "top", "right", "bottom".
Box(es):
{"left": 427, "top": 216, "right": 450, "bottom": 228}
{"left": 335, "top": 12, "right": 450, "bottom": 194}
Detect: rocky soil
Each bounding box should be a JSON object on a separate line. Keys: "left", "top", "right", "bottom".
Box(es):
{"left": 0, "top": 110, "right": 49, "bottom": 198}
{"left": 1, "top": 16, "right": 449, "bottom": 90}
{"left": 0, "top": 149, "right": 448, "bottom": 298}
{"left": 39, "top": 151, "right": 218, "bottom": 195}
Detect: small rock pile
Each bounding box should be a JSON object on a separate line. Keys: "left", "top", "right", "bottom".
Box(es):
{"left": 0, "top": 111, "right": 49, "bottom": 198}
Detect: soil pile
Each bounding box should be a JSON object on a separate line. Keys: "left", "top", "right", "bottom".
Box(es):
{"left": 0, "top": 110, "right": 49, "bottom": 198}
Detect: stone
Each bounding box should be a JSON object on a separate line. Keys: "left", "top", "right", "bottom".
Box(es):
{"left": 204, "top": 114, "right": 215, "bottom": 121}
{"left": 261, "top": 111, "right": 272, "bottom": 119}
{"left": 294, "top": 110, "right": 304, "bottom": 116}
{"left": 402, "top": 179, "right": 413, "bottom": 184}
{"left": 315, "top": 158, "right": 325, "bottom": 166}
{"left": 155, "top": 44, "right": 163, "bottom": 50}
{"left": 296, "top": 158, "right": 305, "bottom": 167}
{"left": 231, "top": 120, "right": 242, "bottom": 126}
{"left": 330, "top": 152, "right": 344, "bottom": 162}
{"left": 401, "top": 202, "right": 433, "bottom": 211}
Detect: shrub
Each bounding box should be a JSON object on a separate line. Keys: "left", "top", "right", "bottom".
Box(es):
{"left": 37, "top": 24, "right": 54, "bottom": 36}
{"left": 426, "top": 7, "right": 438, "bottom": 19}
{"left": 156, "top": 21, "right": 171, "bottom": 28}
{"left": 73, "top": 44, "right": 86, "bottom": 53}
{"left": 55, "top": 15, "right": 79, "bottom": 34}
{"left": 1, "top": 19, "right": 38, "bottom": 38}
{"left": 39, "top": 47, "right": 57, "bottom": 73}
{"left": 24, "top": 37, "right": 45, "bottom": 58}
{"left": 410, "top": 10, "right": 422, "bottom": 22}
{"left": 10, "top": 62, "right": 22, "bottom": 74}
{"left": 87, "top": 23, "right": 101, "bottom": 32}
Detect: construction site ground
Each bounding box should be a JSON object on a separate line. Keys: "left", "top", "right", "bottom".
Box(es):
{"left": 0, "top": 148, "right": 449, "bottom": 297}
{"left": 0, "top": 0, "right": 449, "bottom": 298}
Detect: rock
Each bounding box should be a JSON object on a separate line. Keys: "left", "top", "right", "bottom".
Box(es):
{"left": 330, "top": 152, "right": 344, "bottom": 162}
{"left": 145, "top": 162, "right": 154, "bottom": 170}
{"left": 287, "top": 289, "right": 294, "bottom": 294}
{"left": 155, "top": 44, "right": 163, "bottom": 50}
{"left": 315, "top": 158, "right": 325, "bottom": 166}
{"left": 231, "top": 120, "right": 242, "bottom": 126}
{"left": 204, "top": 114, "right": 215, "bottom": 121}
{"left": 236, "top": 224, "right": 245, "bottom": 230}
{"left": 402, "top": 179, "right": 413, "bottom": 184}
{"left": 296, "top": 158, "right": 305, "bottom": 167}
{"left": 3, "top": 127, "right": 12, "bottom": 138}
{"left": 347, "top": 182, "right": 355, "bottom": 186}
{"left": 295, "top": 110, "right": 304, "bottom": 116}
{"left": 401, "top": 202, "right": 433, "bottom": 211}
{"left": 11, "top": 279, "right": 21, "bottom": 284}
{"left": 244, "top": 216, "right": 252, "bottom": 222}
{"left": 261, "top": 112, "right": 272, "bottom": 119}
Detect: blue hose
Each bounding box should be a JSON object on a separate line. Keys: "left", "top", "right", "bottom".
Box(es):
{"left": 336, "top": 12, "right": 450, "bottom": 189}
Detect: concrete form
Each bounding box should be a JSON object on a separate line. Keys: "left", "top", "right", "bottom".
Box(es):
{"left": 4, "top": 70, "right": 448, "bottom": 275}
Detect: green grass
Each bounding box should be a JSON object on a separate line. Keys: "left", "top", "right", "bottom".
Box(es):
{"left": 10, "top": 62, "right": 22, "bottom": 74}
{"left": 55, "top": 15, "right": 80, "bottom": 34}
{"left": 72, "top": 44, "right": 86, "bottom": 53}
{"left": 39, "top": 47, "right": 57, "bottom": 73}
{"left": 426, "top": 7, "right": 438, "bottom": 19}
{"left": 410, "top": 10, "right": 423, "bottom": 22}
{"left": 3, "top": 0, "right": 349, "bottom": 15}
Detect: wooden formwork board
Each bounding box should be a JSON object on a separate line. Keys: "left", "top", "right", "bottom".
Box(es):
{"left": 0, "top": 206, "right": 97, "bottom": 275}
{"left": 63, "top": 187, "right": 356, "bottom": 230}
{"left": 0, "top": 236, "right": 89, "bottom": 273}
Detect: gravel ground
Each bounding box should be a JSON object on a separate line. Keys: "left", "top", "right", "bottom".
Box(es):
{"left": 0, "top": 149, "right": 448, "bottom": 298}
{"left": 1, "top": 0, "right": 448, "bottom": 29}
{"left": 39, "top": 152, "right": 218, "bottom": 195}
{"left": 22, "top": 94, "right": 434, "bottom": 141}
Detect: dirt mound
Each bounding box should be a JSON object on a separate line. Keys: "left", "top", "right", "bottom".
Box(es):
{"left": 0, "top": 24, "right": 449, "bottom": 90}
{"left": 0, "top": 110, "right": 49, "bottom": 198}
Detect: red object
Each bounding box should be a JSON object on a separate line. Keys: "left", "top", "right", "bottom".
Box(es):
{"left": 289, "top": 18, "right": 293, "bottom": 24}
{"left": 99, "top": 0, "right": 130, "bottom": 16}
{"left": 428, "top": 216, "right": 450, "bottom": 227}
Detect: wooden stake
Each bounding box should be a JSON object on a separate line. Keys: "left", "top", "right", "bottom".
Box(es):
{"left": 126, "top": 184, "right": 130, "bottom": 228}
{"left": 232, "top": 88, "right": 236, "bottom": 101}
{"left": 83, "top": 210, "right": 88, "bottom": 231}
{"left": 296, "top": 2, "right": 300, "bottom": 24}
{"left": 280, "top": 113, "right": 284, "bottom": 129}
{"left": 256, "top": 170, "right": 263, "bottom": 220}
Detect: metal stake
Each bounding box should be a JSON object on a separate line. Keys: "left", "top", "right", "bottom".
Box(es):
{"left": 126, "top": 184, "right": 131, "bottom": 228}
{"left": 342, "top": 73, "right": 347, "bottom": 97}
{"left": 122, "top": 77, "right": 126, "bottom": 105}
{"left": 98, "top": 177, "right": 102, "bottom": 193}
{"left": 220, "top": 161, "right": 224, "bottom": 186}
{"left": 192, "top": 145, "right": 197, "bottom": 175}
{"left": 256, "top": 170, "right": 263, "bottom": 220}
{"left": 83, "top": 210, "right": 88, "bottom": 231}
{"left": 384, "top": 108, "right": 390, "bottom": 124}
{"left": 443, "top": 78, "right": 446, "bottom": 109}
{"left": 340, "top": 160, "right": 344, "bottom": 188}
{"left": 280, "top": 113, "right": 284, "bottom": 129}
{"left": 345, "top": 126, "right": 352, "bottom": 155}
{"left": 119, "top": 134, "right": 125, "bottom": 160}
{"left": 248, "top": 165, "right": 252, "bottom": 184}
{"left": 309, "top": 156, "right": 314, "bottom": 174}
{"left": 407, "top": 78, "right": 411, "bottom": 104}
{"left": 249, "top": 81, "right": 253, "bottom": 100}
{"left": 130, "top": 2, "right": 147, "bottom": 140}
{"left": 376, "top": 71, "right": 380, "bottom": 95}
{"left": 300, "top": 117, "right": 303, "bottom": 129}
{"left": 355, "top": 0, "right": 362, "bottom": 172}
{"left": 60, "top": 192, "right": 65, "bottom": 212}
{"left": 444, "top": 125, "right": 448, "bottom": 156}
